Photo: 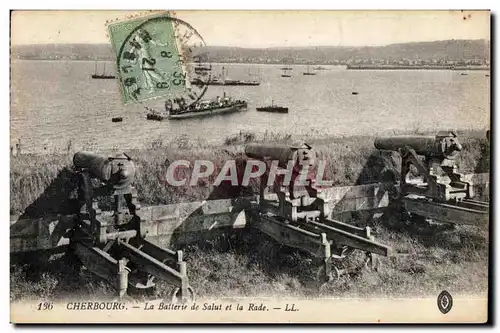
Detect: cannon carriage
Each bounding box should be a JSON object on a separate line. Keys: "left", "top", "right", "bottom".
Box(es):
{"left": 374, "top": 132, "right": 489, "bottom": 226}
{"left": 69, "top": 152, "right": 194, "bottom": 302}
{"left": 243, "top": 143, "right": 392, "bottom": 283}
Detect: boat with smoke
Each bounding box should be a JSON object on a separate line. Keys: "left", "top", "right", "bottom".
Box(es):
{"left": 256, "top": 100, "right": 288, "bottom": 113}
{"left": 146, "top": 93, "right": 247, "bottom": 120}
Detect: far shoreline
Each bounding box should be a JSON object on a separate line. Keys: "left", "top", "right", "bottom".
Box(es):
{"left": 11, "top": 58, "right": 491, "bottom": 71}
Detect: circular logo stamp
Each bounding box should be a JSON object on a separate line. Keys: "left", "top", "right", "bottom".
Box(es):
{"left": 437, "top": 290, "right": 453, "bottom": 314}
{"left": 108, "top": 12, "right": 211, "bottom": 108}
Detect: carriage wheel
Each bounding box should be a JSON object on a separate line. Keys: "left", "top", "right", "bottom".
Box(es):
{"left": 168, "top": 286, "right": 196, "bottom": 304}
{"left": 127, "top": 273, "right": 157, "bottom": 298}
{"left": 363, "top": 253, "right": 382, "bottom": 272}
{"left": 315, "top": 264, "right": 341, "bottom": 285}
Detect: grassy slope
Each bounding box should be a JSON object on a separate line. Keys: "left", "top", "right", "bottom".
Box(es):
{"left": 10, "top": 131, "right": 490, "bottom": 301}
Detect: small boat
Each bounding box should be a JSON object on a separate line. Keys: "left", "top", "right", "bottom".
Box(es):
{"left": 460, "top": 73, "right": 468, "bottom": 76}
{"left": 146, "top": 113, "right": 167, "bottom": 121}
{"left": 111, "top": 117, "right": 123, "bottom": 122}
{"left": 485, "top": 74, "right": 490, "bottom": 77}
{"left": 281, "top": 66, "right": 293, "bottom": 70}
{"left": 281, "top": 68, "right": 292, "bottom": 78}
{"left": 145, "top": 106, "right": 168, "bottom": 121}
{"left": 303, "top": 65, "right": 316, "bottom": 76}
{"left": 194, "top": 55, "right": 212, "bottom": 72}
{"left": 256, "top": 100, "right": 288, "bottom": 113}
{"left": 91, "top": 62, "right": 116, "bottom": 79}
{"left": 352, "top": 92, "right": 359, "bottom": 95}
{"left": 195, "top": 65, "right": 212, "bottom": 72}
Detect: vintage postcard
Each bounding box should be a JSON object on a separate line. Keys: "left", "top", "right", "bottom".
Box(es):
{"left": 10, "top": 10, "right": 490, "bottom": 324}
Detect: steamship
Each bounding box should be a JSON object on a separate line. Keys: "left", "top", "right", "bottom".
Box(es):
{"left": 160, "top": 93, "right": 247, "bottom": 120}
{"left": 256, "top": 100, "right": 288, "bottom": 113}
{"left": 190, "top": 66, "right": 260, "bottom": 86}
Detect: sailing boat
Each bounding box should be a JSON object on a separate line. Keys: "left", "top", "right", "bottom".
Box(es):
{"left": 91, "top": 62, "right": 116, "bottom": 79}
{"left": 281, "top": 68, "right": 292, "bottom": 78}
{"left": 303, "top": 64, "right": 316, "bottom": 76}
{"left": 194, "top": 56, "right": 211, "bottom": 72}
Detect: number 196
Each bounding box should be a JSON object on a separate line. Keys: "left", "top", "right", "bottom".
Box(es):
{"left": 37, "top": 302, "right": 53, "bottom": 310}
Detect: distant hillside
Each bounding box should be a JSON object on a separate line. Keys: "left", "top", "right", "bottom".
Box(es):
{"left": 11, "top": 44, "right": 114, "bottom": 61}
{"left": 203, "top": 40, "right": 490, "bottom": 64}
{"left": 11, "top": 39, "right": 490, "bottom": 64}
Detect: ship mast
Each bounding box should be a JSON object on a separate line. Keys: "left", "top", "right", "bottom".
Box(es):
{"left": 222, "top": 66, "right": 227, "bottom": 84}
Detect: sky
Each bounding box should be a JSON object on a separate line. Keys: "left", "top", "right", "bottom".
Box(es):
{"left": 11, "top": 10, "right": 490, "bottom": 48}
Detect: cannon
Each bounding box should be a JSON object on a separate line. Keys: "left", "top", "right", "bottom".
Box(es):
{"left": 244, "top": 143, "right": 392, "bottom": 283}
{"left": 69, "top": 152, "right": 194, "bottom": 302}
{"left": 73, "top": 151, "right": 136, "bottom": 189}
{"left": 374, "top": 132, "right": 469, "bottom": 201}
{"left": 245, "top": 143, "right": 324, "bottom": 221}
{"left": 375, "top": 132, "right": 489, "bottom": 225}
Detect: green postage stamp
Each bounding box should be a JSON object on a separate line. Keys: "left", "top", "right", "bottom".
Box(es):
{"left": 9, "top": 10, "right": 491, "bottom": 325}
{"left": 108, "top": 12, "right": 189, "bottom": 104}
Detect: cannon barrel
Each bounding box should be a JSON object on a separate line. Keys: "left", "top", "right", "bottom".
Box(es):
{"left": 245, "top": 143, "right": 316, "bottom": 169}
{"left": 73, "top": 152, "right": 112, "bottom": 181}
{"left": 374, "top": 133, "right": 462, "bottom": 159}
{"left": 73, "top": 151, "right": 135, "bottom": 188}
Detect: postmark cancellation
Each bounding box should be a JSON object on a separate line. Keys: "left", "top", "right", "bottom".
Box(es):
{"left": 107, "top": 12, "right": 210, "bottom": 105}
